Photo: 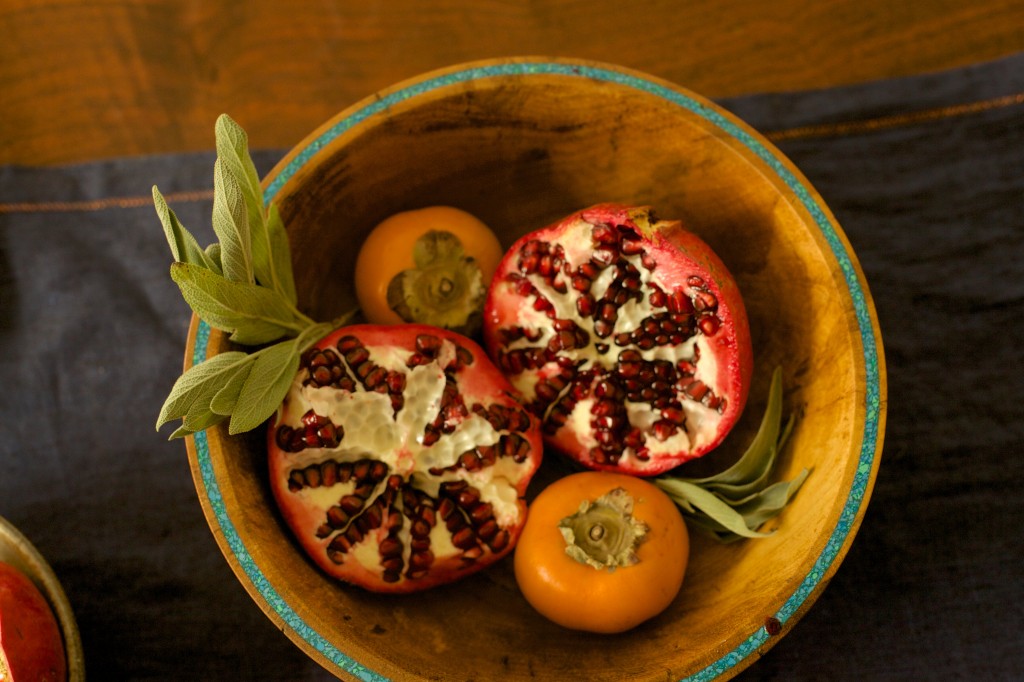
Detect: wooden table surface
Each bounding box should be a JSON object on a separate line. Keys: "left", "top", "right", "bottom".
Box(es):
{"left": 2, "top": 0, "right": 1023, "bottom": 166}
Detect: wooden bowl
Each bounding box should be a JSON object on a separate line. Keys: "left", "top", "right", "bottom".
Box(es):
{"left": 184, "top": 58, "right": 886, "bottom": 680}
{"left": 0, "top": 515, "right": 86, "bottom": 681}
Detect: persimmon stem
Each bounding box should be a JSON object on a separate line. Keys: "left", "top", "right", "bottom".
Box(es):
{"left": 558, "top": 488, "right": 648, "bottom": 571}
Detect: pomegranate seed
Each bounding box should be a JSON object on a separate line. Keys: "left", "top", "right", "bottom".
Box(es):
{"left": 470, "top": 503, "right": 494, "bottom": 524}
{"left": 459, "top": 451, "right": 482, "bottom": 471}
{"left": 312, "top": 366, "right": 332, "bottom": 385}
{"left": 477, "top": 446, "right": 497, "bottom": 465}
{"left": 344, "top": 346, "right": 370, "bottom": 366}
{"left": 576, "top": 294, "right": 596, "bottom": 317}
{"left": 682, "top": 380, "right": 709, "bottom": 402}
{"left": 667, "top": 290, "right": 693, "bottom": 314}
{"left": 437, "top": 497, "right": 456, "bottom": 520}
{"left": 410, "top": 518, "right": 432, "bottom": 539}
{"left": 623, "top": 429, "right": 645, "bottom": 449}
{"left": 592, "top": 399, "right": 618, "bottom": 417}
{"left": 301, "top": 425, "right": 320, "bottom": 448}
{"left": 698, "top": 315, "right": 721, "bottom": 336}
{"left": 456, "top": 488, "right": 481, "bottom": 508}
{"left": 592, "top": 223, "right": 618, "bottom": 245}
{"left": 692, "top": 291, "right": 716, "bottom": 313}
{"left": 409, "top": 550, "right": 435, "bottom": 570}
{"left": 488, "top": 530, "right": 511, "bottom": 552}
{"left": 340, "top": 495, "right": 364, "bottom": 515}
{"left": 512, "top": 276, "right": 534, "bottom": 296}
{"left": 326, "top": 506, "right": 349, "bottom": 528}
{"left": 360, "top": 504, "right": 383, "bottom": 530}
{"left": 579, "top": 261, "right": 601, "bottom": 280}
{"left": 451, "top": 527, "right": 478, "bottom": 550}
{"left": 276, "top": 426, "right": 295, "bottom": 451}
{"left": 661, "top": 407, "right": 686, "bottom": 425}
{"left": 320, "top": 461, "right": 338, "bottom": 487}
{"left": 415, "top": 334, "right": 442, "bottom": 355}
{"left": 620, "top": 238, "right": 644, "bottom": 256}
{"left": 476, "top": 519, "right": 499, "bottom": 541}
{"left": 592, "top": 248, "right": 616, "bottom": 266}
{"left": 317, "top": 423, "right": 339, "bottom": 448}
{"left": 652, "top": 420, "right": 676, "bottom": 441}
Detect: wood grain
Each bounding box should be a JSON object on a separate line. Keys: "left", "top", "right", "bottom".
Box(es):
{"left": 1, "top": 0, "right": 1022, "bottom": 165}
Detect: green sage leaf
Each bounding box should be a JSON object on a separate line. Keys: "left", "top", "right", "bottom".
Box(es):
{"left": 170, "top": 262, "right": 302, "bottom": 345}
{"left": 215, "top": 114, "right": 298, "bottom": 305}
{"left": 208, "top": 360, "right": 255, "bottom": 416}
{"left": 155, "top": 115, "right": 352, "bottom": 440}
{"left": 731, "top": 468, "right": 811, "bottom": 527}
{"left": 181, "top": 399, "right": 229, "bottom": 433}
{"left": 168, "top": 423, "right": 201, "bottom": 440}
{"left": 214, "top": 114, "right": 264, "bottom": 223}
{"left": 228, "top": 339, "right": 302, "bottom": 435}
{"left": 687, "top": 366, "right": 784, "bottom": 488}
{"left": 657, "top": 479, "right": 772, "bottom": 539}
{"left": 156, "top": 350, "right": 250, "bottom": 431}
{"left": 204, "top": 243, "right": 223, "bottom": 275}
{"left": 655, "top": 366, "right": 809, "bottom": 543}
{"left": 215, "top": 116, "right": 277, "bottom": 288}
{"left": 266, "top": 203, "right": 298, "bottom": 305}
{"left": 211, "top": 157, "right": 253, "bottom": 283}
{"left": 153, "top": 186, "right": 218, "bottom": 270}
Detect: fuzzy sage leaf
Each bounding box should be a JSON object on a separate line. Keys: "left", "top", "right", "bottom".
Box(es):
{"left": 156, "top": 350, "right": 251, "bottom": 431}
{"left": 170, "top": 262, "right": 305, "bottom": 345}
{"left": 153, "top": 186, "right": 219, "bottom": 271}
{"left": 157, "top": 320, "right": 339, "bottom": 440}
{"left": 155, "top": 114, "right": 353, "bottom": 439}
{"left": 655, "top": 367, "right": 811, "bottom": 543}
{"left": 211, "top": 156, "right": 254, "bottom": 284}
{"left": 215, "top": 114, "right": 296, "bottom": 304}
{"left": 228, "top": 321, "right": 333, "bottom": 434}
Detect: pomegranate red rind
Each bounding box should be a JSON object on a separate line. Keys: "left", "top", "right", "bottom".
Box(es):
{"left": 483, "top": 204, "right": 753, "bottom": 476}
{"left": 0, "top": 562, "right": 67, "bottom": 682}
{"left": 268, "top": 324, "right": 543, "bottom": 593}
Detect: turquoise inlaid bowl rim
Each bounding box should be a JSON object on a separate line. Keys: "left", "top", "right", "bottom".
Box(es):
{"left": 191, "top": 59, "right": 883, "bottom": 681}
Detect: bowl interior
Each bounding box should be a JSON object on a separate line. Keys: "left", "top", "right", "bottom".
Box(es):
{"left": 187, "top": 59, "right": 884, "bottom": 681}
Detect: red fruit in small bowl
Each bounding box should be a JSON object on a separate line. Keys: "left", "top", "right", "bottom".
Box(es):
{"left": 0, "top": 562, "right": 67, "bottom": 682}
{"left": 268, "top": 324, "right": 543, "bottom": 593}
{"left": 483, "top": 204, "right": 753, "bottom": 476}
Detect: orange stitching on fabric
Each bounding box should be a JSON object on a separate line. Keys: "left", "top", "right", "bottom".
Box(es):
{"left": 765, "top": 91, "right": 1024, "bottom": 142}
{"left": 0, "top": 189, "right": 214, "bottom": 214}
{"left": 1, "top": 91, "right": 1021, "bottom": 214}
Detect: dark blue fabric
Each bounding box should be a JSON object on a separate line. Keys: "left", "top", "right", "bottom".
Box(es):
{"left": 2, "top": 53, "right": 1022, "bottom": 679}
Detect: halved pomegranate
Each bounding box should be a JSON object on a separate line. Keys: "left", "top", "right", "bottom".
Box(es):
{"left": 482, "top": 204, "right": 753, "bottom": 476}
{"left": 268, "top": 324, "right": 543, "bottom": 593}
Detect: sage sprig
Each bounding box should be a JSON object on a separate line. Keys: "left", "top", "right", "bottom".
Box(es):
{"left": 656, "top": 367, "right": 811, "bottom": 543}
{"left": 154, "top": 114, "right": 351, "bottom": 439}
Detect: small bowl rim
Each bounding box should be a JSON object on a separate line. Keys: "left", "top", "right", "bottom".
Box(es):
{"left": 0, "top": 515, "right": 86, "bottom": 681}
{"left": 186, "top": 57, "right": 886, "bottom": 681}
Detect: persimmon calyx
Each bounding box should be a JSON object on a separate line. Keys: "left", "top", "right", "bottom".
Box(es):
{"left": 386, "top": 230, "right": 485, "bottom": 334}
{"left": 558, "top": 487, "right": 648, "bottom": 571}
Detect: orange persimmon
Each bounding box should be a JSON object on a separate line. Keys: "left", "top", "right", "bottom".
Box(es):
{"left": 514, "top": 472, "right": 689, "bottom": 633}
{"left": 354, "top": 206, "right": 503, "bottom": 335}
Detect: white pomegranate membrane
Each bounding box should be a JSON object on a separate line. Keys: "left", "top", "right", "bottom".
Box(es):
{"left": 483, "top": 204, "right": 752, "bottom": 476}
{"left": 268, "top": 325, "right": 542, "bottom": 593}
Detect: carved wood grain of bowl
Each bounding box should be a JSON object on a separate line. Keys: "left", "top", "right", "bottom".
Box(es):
{"left": 183, "top": 58, "right": 887, "bottom": 681}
